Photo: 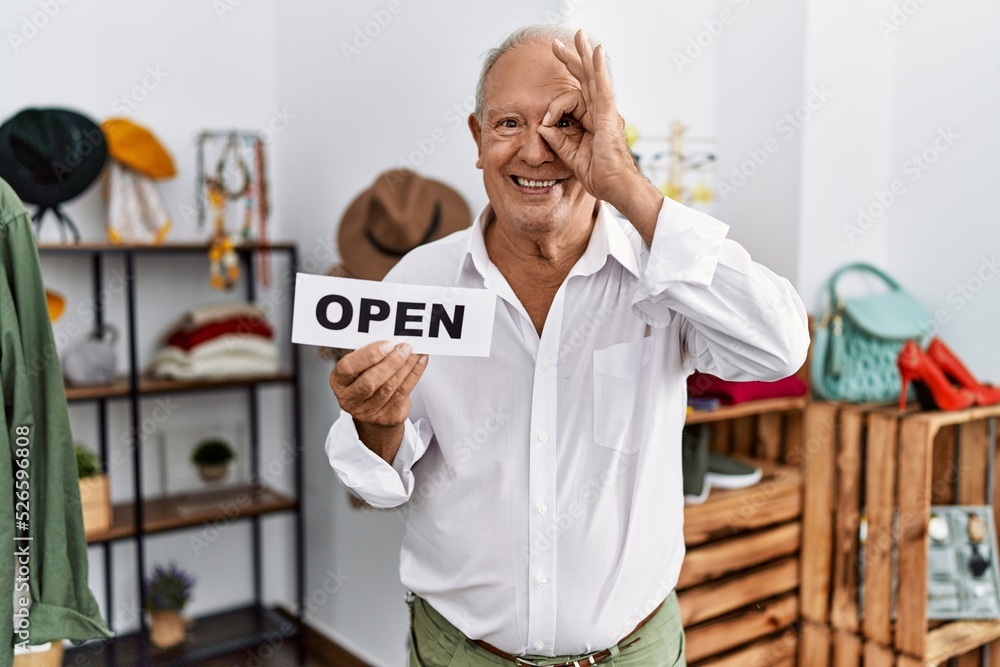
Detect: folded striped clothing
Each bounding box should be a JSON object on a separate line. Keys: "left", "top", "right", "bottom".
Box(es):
{"left": 150, "top": 334, "right": 279, "bottom": 380}
{"left": 167, "top": 316, "right": 273, "bottom": 351}
{"left": 169, "top": 302, "right": 269, "bottom": 332}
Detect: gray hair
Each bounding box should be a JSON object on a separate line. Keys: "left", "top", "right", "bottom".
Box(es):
{"left": 474, "top": 24, "right": 601, "bottom": 121}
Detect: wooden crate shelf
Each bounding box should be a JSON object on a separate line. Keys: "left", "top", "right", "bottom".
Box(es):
{"left": 800, "top": 401, "right": 1000, "bottom": 666}
{"left": 684, "top": 594, "right": 799, "bottom": 664}
{"left": 684, "top": 459, "right": 802, "bottom": 546}
{"left": 687, "top": 397, "right": 807, "bottom": 466}
{"left": 680, "top": 448, "right": 804, "bottom": 664}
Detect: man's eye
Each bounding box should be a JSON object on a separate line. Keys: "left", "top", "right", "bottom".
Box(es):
{"left": 556, "top": 118, "right": 573, "bottom": 128}
{"left": 500, "top": 119, "right": 518, "bottom": 129}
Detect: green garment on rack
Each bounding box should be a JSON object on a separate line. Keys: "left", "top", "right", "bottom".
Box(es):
{"left": 0, "top": 178, "right": 113, "bottom": 665}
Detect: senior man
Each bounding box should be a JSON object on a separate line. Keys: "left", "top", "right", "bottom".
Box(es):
{"left": 326, "top": 25, "right": 809, "bottom": 667}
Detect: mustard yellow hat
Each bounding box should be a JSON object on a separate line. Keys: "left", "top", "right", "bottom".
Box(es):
{"left": 101, "top": 118, "right": 176, "bottom": 179}
{"left": 46, "top": 289, "right": 65, "bottom": 322}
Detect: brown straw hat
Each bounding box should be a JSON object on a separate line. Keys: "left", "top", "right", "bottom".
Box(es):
{"left": 337, "top": 169, "right": 471, "bottom": 281}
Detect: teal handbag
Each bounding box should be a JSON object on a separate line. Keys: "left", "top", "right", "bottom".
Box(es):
{"left": 811, "top": 263, "right": 930, "bottom": 403}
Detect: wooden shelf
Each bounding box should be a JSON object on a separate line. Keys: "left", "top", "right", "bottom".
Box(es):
{"left": 64, "top": 604, "right": 298, "bottom": 666}
{"left": 683, "top": 458, "right": 802, "bottom": 547}
{"left": 38, "top": 241, "right": 295, "bottom": 254}
{"left": 65, "top": 372, "right": 294, "bottom": 401}
{"left": 685, "top": 396, "right": 807, "bottom": 424}
{"left": 86, "top": 483, "right": 296, "bottom": 544}
{"left": 921, "top": 619, "right": 1000, "bottom": 666}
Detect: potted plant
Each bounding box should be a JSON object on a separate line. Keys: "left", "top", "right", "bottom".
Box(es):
{"left": 75, "top": 444, "right": 110, "bottom": 537}
{"left": 144, "top": 563, "right": 195, "bottom": 649}
{"left": 190, "top": 438, "right": 235, "bottom": 482}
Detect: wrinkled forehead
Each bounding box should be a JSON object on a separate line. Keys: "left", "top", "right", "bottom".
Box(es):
{"left": 481, "top": 41, "right": 580, "bottom": 118}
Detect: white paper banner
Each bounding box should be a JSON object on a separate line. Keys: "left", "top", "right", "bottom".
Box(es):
{"left": 292, "top": 273, "right": 497, "bottom": 357}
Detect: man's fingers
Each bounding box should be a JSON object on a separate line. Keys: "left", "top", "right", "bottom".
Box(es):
{"left": 541, "top": 89, "right": 586, "bottom": 127}
{"left": 343, "top": 343, "right": 414, "bottom": 401}
{"left": 396, "top": 355, "right": 429, "bottom": 398}
{"left": 367, "top": 352, "right": 423, "bottom": 412}
{"left": 537, "top": 125, "right": 576, "bottom": 165}
{"left": 552, "top": 38, "right": 587, "bottom": 84}
{"left": 332, "top": 340, "right": 394, "bottom": 385}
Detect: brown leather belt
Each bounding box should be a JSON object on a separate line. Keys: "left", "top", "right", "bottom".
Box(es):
{"left": 471, "top": 600, "right": 663, "bottom": 666}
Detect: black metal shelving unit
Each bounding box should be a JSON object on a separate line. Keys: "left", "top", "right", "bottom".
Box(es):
{"left": 39, "top": 242, "right": 306, "bottom": 666}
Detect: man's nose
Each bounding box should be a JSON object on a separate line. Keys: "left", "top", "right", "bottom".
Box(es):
{"left": 518, "top": 125, "right": 555, "bottom": 166}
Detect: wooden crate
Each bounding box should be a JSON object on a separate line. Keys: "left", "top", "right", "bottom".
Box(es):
{"left": 680, "top": 398, "right": 807, "bottom": 665}
{"left": 800, "top": 401, "right": 1000, "bottom": 666}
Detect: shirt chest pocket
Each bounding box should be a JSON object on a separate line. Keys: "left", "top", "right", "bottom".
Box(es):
{"left": 592, "top": 336, "right": 654, "bottom": 454}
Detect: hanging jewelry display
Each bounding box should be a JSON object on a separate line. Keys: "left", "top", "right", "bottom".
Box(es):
{"left": 195, "top": 131, "right": 272, "bottom": 290}
{"left": 628, "top": 121, "right": 717, "bottom": 207}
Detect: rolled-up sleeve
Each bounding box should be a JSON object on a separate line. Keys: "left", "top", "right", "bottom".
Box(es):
{"left": 324, "top": 414, "right": 433, "bottom": 508}
{"left": 631, "top": 197, "right": 809, "bottom": 380}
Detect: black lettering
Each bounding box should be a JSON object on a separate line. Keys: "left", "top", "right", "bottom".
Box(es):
{"left": 358, "top": 298, "right": 390, "bottom": 333}
{"left": 316, "top": 295, "right": 353, "bottom": 330}
{"left": 429, "top": 303, "right": 464, "bottom": 339}
{"left": 394, "top": 301, "right": 425, "bottom": 336}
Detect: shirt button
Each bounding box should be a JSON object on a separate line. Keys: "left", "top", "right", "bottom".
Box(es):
{"left": 537, "top": 503, "right": 547, "bottom": 515}
{"left": 537, "top": 576, "right": 548, "bottom": 588}
{"left": 535, "top": 641, "right": 545, "bottom": 651}
{"left": 538, "top": 432, "right": 548, "bottom": 443}
{"left": 540, "top": 363, "right": 549, "bottom": 373}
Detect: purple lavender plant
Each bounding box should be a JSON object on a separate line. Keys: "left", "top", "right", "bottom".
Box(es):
{"left": 144, "top": 563, "right": 195, "bottom": 612}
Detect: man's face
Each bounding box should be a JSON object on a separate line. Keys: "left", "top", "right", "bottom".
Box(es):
{"left": 469, "top": 41, "right": 596, "bottom": 237}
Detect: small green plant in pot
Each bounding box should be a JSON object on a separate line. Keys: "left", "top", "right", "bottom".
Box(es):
{"left": 144, "top": 563, "right": 195, "bottom": 649}
{"left": 75, "top": 444, "right": 110, "bottom": 537}
{"left": 191, "top": 438, "right": 235, "bottom": 482}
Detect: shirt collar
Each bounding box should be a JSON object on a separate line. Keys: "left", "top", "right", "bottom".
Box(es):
{"left": 456, "top": 203, "right": 641, "bottom": 284}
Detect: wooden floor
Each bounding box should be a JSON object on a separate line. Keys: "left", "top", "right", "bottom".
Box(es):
{"left": 192, "top": 612, "right": 372, "bottom": 667}
{"left": 193, "top": 633, "right": 370, "bottom": 667}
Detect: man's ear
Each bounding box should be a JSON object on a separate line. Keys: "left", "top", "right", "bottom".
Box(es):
{"left": 468, "top": 114, "right": 483, "bottom": 169}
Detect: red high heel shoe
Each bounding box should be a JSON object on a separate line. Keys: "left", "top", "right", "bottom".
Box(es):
{"left": 897, "top": 340, "right": 974, "bottom": 412}
{"left": 927, "top": 338, "right": 1000, "bottom": 406}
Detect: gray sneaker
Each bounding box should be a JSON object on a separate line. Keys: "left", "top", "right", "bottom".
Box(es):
{"left": 682, "top": 425, "right": 710, "bottom": 504}
{"left": 705, "top": 451, "right": 762, "bottom": 490}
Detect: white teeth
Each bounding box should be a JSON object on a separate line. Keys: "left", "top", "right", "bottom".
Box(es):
{"left": 516, "top": 177, "right": 557, "bottom": 188}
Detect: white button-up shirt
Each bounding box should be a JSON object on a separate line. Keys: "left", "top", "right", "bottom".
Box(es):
{"left": 325, "top": 197, "right": 809, "bottom": 657}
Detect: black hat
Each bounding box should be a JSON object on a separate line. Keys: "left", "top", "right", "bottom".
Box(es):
{"left": 0, "top": 108, "right": 108, "bottom": 242}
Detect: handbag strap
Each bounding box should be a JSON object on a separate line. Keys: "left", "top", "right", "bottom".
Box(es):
{"left": 826, "top": 262, "right": 903, "bottom": 306}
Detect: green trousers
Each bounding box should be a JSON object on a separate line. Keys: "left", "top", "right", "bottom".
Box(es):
{"left": 408, "top": 591, "right": 686, "bottom": 666}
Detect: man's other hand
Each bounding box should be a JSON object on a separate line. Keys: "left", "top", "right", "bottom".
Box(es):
{"left": 538, "top": 29, "right": 662, "bottom": 242}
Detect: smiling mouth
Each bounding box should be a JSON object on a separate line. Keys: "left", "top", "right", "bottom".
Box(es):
{"left": 511, "top": 176, "right": 567, "bottom": 192}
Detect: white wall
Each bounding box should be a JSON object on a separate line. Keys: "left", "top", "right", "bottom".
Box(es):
{"left": 797, "top": 0, "right": 1000, "bottom": 380}
{"left": 882, "top": 0, "right": 1000, "bottom": 381}
{"left": 713, "top": 0, "right": 807, "bottom": 285}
